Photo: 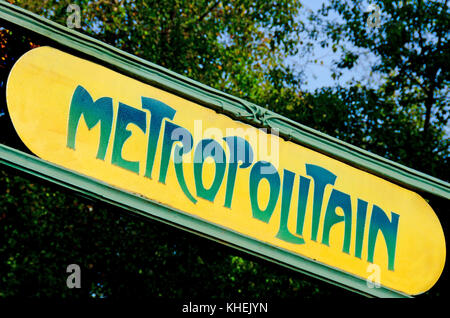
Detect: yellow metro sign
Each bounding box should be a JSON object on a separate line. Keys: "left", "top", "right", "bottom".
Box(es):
{"left": 6, "top": 46, "right": 446, "bottom": 295}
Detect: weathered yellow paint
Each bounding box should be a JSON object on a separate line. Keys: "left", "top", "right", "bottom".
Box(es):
{"left": 6, "top": 46, "right": 446, "bottom": 295}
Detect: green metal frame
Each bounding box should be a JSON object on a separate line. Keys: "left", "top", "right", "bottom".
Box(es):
{"left": 0, "top": 144, "right": 410, "bottom": 298}
{"left": 0, "top": 1, "right": 448, "bottom": 201}
{"left": 0, "top": 1, "right": 447, "bottom": 298}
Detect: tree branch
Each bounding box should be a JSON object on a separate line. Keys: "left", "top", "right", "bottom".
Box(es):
{"left": 197, "top": 1, "right": 221, "bottom": 24}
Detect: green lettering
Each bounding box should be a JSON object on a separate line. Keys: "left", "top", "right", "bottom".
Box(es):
{"left": 111, "top": 102, "right": 147, "bottom": 174}
{"left": 66, "top": 85, "right": 113, "bottom": 160}
{"left": 305, "top": 164, "right": 337, "bottom": 242}
{"left": 223, "top": 136, "right": 254, "bottom": 208}
{"left": 249, "top": 161, "right": 280, "bottom": 223}
{"left": 141, "top": 97, "right": 176, "bottom": 179}
{"left": 367, "top": 205, "right": 400, "bottom": 271}
{"left": 194, "top": 139, "right": 226, "bottom": 202}
{"left": 355, "top": 199, "right": 368, "bottom": 259}
{"left": 276, "top": 169, "right": 305, "bottom": 244}
{"left": 322, "top": 189, "right": 352, "bottom": 254}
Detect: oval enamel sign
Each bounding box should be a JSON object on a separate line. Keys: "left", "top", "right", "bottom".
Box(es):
{"left": 6, "top": 46, "right": 446, "bottom": 295}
